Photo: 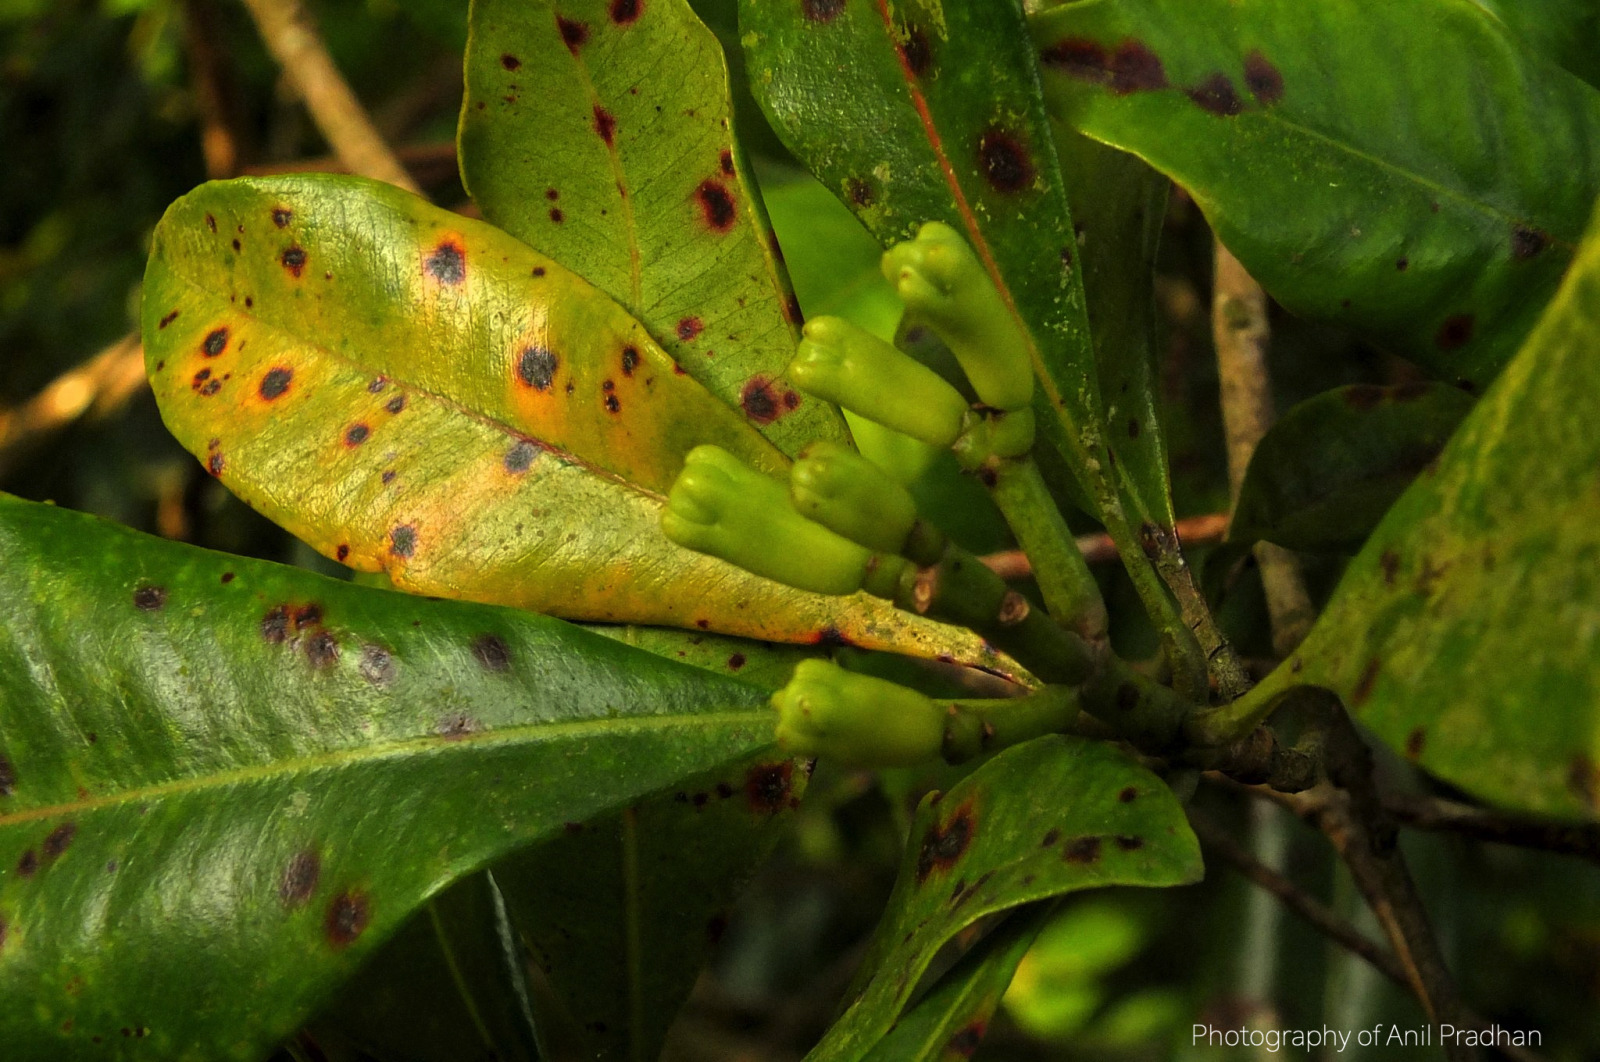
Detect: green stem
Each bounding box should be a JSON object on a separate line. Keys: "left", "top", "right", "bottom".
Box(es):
{"left": 941, "top": 685, "right": 1108, "bottom": 763}
{"left": 987, "top": 456, "right": 1108, "bottom": 639}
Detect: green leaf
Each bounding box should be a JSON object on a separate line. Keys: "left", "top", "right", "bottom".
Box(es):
{"left": 855, "top": 904, "right": 1051, "bottom": 1062}
{"left": 805, "top": 736, "right": 1201, "bottom": 1062}
{"left": 1247, "top": 201, "right": 1600, "bottom": 821}
{"left": 499, "top": 752, "right": 802, "bottom": 1062}
{"left": 1032, "top": 0, "right": 1600, "bottom": 388}
{"left": 1231, "top": 383, "right": 1475, "bottom": 552}
{"left": 0, "top": 492, "right": 777, "bottom": 1059}
{"left": 1470, "top": 0, "right": 1600, "bottom": 88}
{"left": 589, "top": 623, "right": 817, "bottom": 690}
{"left": 140, "top": 173, "right": 1007, "bottom": 669}
{"left": 459, "top": 0, "right": 847, "bottom": 455}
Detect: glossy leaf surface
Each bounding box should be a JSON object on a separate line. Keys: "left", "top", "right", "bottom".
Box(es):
{"left": 807, "top": 736, "right": 1200, "bottom": 1061}
{"left": 1033, "top": 0, "right": 1600, "bottom": 387}
{"left": 460, "top": 0, "right": 847, "bottom": 454}
{"left": 1231, "top": 383, "right": 1474, "bottom": 552}
{"left": 141, "top": 174, "right": 1005, "bottom": 667}
{"left": 0, "top": 494, "right": 776, "bottom": 1059}
{"left": 1251, "top": 203, "right": 1600, "bottom": 821}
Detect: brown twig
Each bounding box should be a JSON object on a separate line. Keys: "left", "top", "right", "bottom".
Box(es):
{"left": 980, "top": 511, "right": 1228, "bottom": 578}
{"left": 1212, "top": 241, "right": 1315, "bottom": 656}
{"left": 180, "top": 0, "right": 248, "bottom": 178}
{"left": 237, "top": 0, "right": 421, "bottom": 193}
{"left": 1384, "top": 793, "right": 1600, "bottom": 865}
{"left": 0, "top": 335, "right": 147, "bottom": 481}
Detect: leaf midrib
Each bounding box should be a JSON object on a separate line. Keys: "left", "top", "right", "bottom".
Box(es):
{"left": 0, "top": 708, "right": 772, "bottom": 828}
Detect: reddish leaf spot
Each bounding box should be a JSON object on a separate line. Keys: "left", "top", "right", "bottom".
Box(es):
{"left": 549, "top": 207, "right": 565, "bottom": 223}
{"left": 1243, "top": 50, "right": 1284, "bottom": 104}
{"left": 425, "top": 241, "right": 467, "bottom": 285}
{"left": 745, "top": 761, "right": 794, "bottom": 814}
{"left": 133, "top": 585, "right": 167, "bottom": 611}
{"left": 1042, "top": 37, "right": 1167, "bottom": 95}
{"left": 610, "top": 0, "right": 641, "bottom": 22}
{"left": 500, "top": 53, "right": 522, "bottom": 71}
{"left": 846, "top": 176, "right": 874, "bottom": 206}
{"left": 202, "top": 327, "right": 229, "bottom": 357}
{"left": 719, "top": 149, "right": 735, "bottom": 176}
{"left": 1187, "top": 73, "right": 1243, "bottom": 115}
{"left": 1119, "top": 786, "right": 1138, "bottom": 803}
{"left": 621, "top": 346, "right": 640, "bottom": 376}
{"left": 472, "top": 635, "right": 512, "bottom": 672}
{"left": 532, "top": 266, "right": 546, "bottom": 277}
{"left": 783, "top": 390, "right": 801, "bottom": 410}
{"left": 900, "top": 24, "right": 932, "bottom": 76}
{"left": 305, "top": 630, "right": 340, "bottom": 670}
{"left": 390, "top": 525, "right": 418, "bottom": 559}
{"left": 1353, "top": 658, "right": 1381, "bottom": 705}
{"left": 557, "top": 16, "right": 590, "bottom": 53}
{"left": 1512, "top": 225, "right": 1548, "bottom": 260}
{"left": 281, "top": 246, "right": 308, "bottom": 278}
{"left": 740, "top": 376, "right": 788, "bottom": 424}
{"left": 916, "top": 803, "right": 975, "bottom": 882}
{"left": 205, "top": 213, "right": 217, "bottom": 233}
{"left": 336, "top": 544, "right": 350, "bottom": 562}
{"left": 158, "top": 310, "right": 180, "bottom": 330}
{"left": 948, "top": 1022, "right": 986, "bottom": 1057}
{"left": 676, "top": 317, "right": 704, "bottom": 341}
{"left": 272, "top": 208, "right": 293, "bottom": 229}
{"left": 43, "top": 823, "right": 76, "bottom": 860}
{"left": 17, "top": 849, "right": 38, "bottom": 877}
{"left": 260, "top": 367, "right": 293, "bottom": 401}
{"left": 262, "top": 605, "right": 291, "bottom": 643}
{"left": 1063, "top": 835, "right": 1102, "bottom": 864}
{"left": 727, "top": 652, "right": 746, "bottom": 670}
{"left": 1405, "top": 727, "right": 1427, "bottom": 759}
{"left": 977, "top": 129, "right": 1034, "bottom": 193}
{"left": 695, "top": 180, "right": 737, "bottom": 232}
{"left": 812, "top": 626, "right": 852, "bottom": 648}
{"left": 221, "top": 572, "right": 235, "bottom": 584}
{"left": 294, "top": 604, "right": 323, "bottom": 629}
{"left": 280, "top": 850, "right": 321, "bottom": 907}
{"left": 325, "top": 890, "right": 371, "bottom": 949}
{"left": 1435, "top": 313, "right": 1475, "bottom": 351}
{"left": 344, "top": 423, "right": 370, "bottom": 447}
{"left": 505, "top": 439, "right": 540, "bottom": 473}
{"left": 593, "top": 105, "right": 617, "bottom": 145}
{"left": 802, "top": 0, "right": 844, "bottom": 21}
{"left": 518, "top": 346, "right": 559, "bottom": 391}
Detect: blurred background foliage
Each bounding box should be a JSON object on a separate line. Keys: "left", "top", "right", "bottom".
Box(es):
{"left": 0, "top": 2, "right": 1595, "bottom": 1059}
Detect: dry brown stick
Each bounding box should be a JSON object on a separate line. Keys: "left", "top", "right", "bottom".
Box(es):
{"left": 1192, "top": 807, "right": 1546, "bottom": 1062}
{"left": 0, "top": 336, "right": 147, "bottom": 480}
{"left": 1212, "top": 242, "right": 1315, "bottom": 656}
{"left": 180, "top": 0, "right": 247, "bottom": 179}
{"left": 1384, "top": 793, "right": 1600, "bottom": 865}
{"left": 981, "top": 511, "right": 1228, "bottom": 578}
{"left": 238, "top": 0, "right": 421, "bottom": 194}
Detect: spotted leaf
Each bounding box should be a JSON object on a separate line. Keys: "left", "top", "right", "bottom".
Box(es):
{"left": 460, "top": 0, "right": 847, "bottom": 453}
{"left": 1032, "top": 0, "right": 1600, "bottom": 388}
{"left": 142, "top": 175, "right": 1006, "bottom": 667}
{"left": 0, "top": 493, "right": 777, "bottom": 1059}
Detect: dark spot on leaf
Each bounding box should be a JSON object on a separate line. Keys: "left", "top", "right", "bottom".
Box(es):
{"left": 1243, "top": 50, "right": 1284, "bottom": 104}
{"left": 719, "top": 149, "right": 735, "bottom": 176}
{"left": 344, "top": 423, "right": 370, "bottom": 447}
{"left": 260, "top": 367, "right": 293, "bottom": 401}
{"left": 133, "top": 585, "right": 167, "bottom": 611}
{"left": 281, "top": 850, "right": 320, "bottom": 906}
{"left": 621, "top": 345, "right": 640, "bottom": 376}
{"left": 604, "top": 393, "right": 621, "bottom": 413}
{"left": 293, "top": 604, "right": 323, "bottom": 629}
{"left": 1512, "top": 225, "right": 1548, "bottom": 260}
{"left": 390, "top": 525, "right": 417, "bottom": 559}
{"left": 745, "top": 762, "right": 794, "bottom": 814}
{"left": 1063, "top": 835, "right": 1102, "bottom": 864}
{"left": 846, "top": 176, "right": 873, "bottom": 206}
{"left": 1107, "top": 39, "right": 1166, "bottom": 93}
{"left": 727, "top": 653, "right": 746, "bottom": 670}
{"left": 812, "top": 626, "right": 852, "bottom": 648}
{"left": 1405, "top": 727, "right": 1426, "bottom": 759}
{"left": 205, "top": 213, "right": 217, "bottom": 232}
{"left": 438, "top": 714, "right": 478, "bottom": 740}
{"left": 1380, "top": 549, "right": 1401, "bottom": 586}
{"left": 546, "top": 188, "right": 559, "bottom": 201}
{"left": 472, "top": 635, "right": 511, "bottom": 672}
{"left": 270, "top": 208, "right": 292, "bottom": 229}
{"left": 359, "top": 645, "right": 396, "bottom": 685}
{"left": 232, "top": 238, "right": 242, "bottom": 252}
{"left": 382, "top": 470, "right": 396, "bottom": 485}
{"left": 1041, "top": 827, "right": 1061, "bottom": 847}
{"left": 262, "top": 605, "right": 290, "bottom": 643}
{"left": 325, "top": 890, "right": 370, "bottom": 949}
{"left": 610, "top": 0, "right": 641, "bottom": 23}
{"left": 202, "top": 327, "right": 229, "bottom": 356}
{"left": 900, "top": 24, "right": 932, "bottom": 76}
{"left": 802, "top": 0, "right": 844, "bottom": 22}
{"left": 369, "top": 378, "right": 387, "bottom": 395}
{"left": 518, "top": 346, "right": 559, "bottom": 390}
{"left": 500, "top": 53, "right": 521, "bottom": 71}
{"left": 740, "top": 376, "right": 783, "bottom": 423}
{"left": 425, "top": 242, "right": 466, "bottom": 285}
{"left": 1128, "top": 417, "right": 1141, "bottom": 439}
{"left": 1187, "top": 73, "right": 1243, "bottom": 115}
{"left": 532, "top": 266, "right": 546, "bottom": 277}
{"left": 916, "top": 804, "right": 975, "bottom": 882}
{"left": 1115, "top": 835, "right": 1143, "bottom": 851}
{"left": 505, "top": 440, "right": 539, "bottom": 473}
{"left": 281, "top": 245, "right": 308, "bottom": 277}
{"left": 716, "top": 782, "right": 735, "bottom": 798}
{"left": 158, "top": 310, "right": 180, "bottom": 329}
{"left": 695, "top": 180, "right": 737, "bottom": 232}
{"left": 383, "top": 394, "right": 407, "bottom": 416}
{"left": 1343, "top": 384, "right": 1385, "bottom": 411}
{"left": 948, "top": 1022, "right": 985, "bottom": 1057}
{"left": 696, "top": 619, "right": 711, "bottom": 629}
{"left": 43, "top": 823, "right": 76, "bottom": 860}
{"left": 1435, "top": 313, "right": 1474, "bottom": 351}
{"left": 0, "top": 756, "right": 14, "bottom": 797}
{"left": 1396, "top": 257, "right": 1409, "bottom": 271}
{"left": 549, "top": 207, "right": 565, "bottom": 223}
{"left": 17, "top": 849, "right": 38, "bottom": 876}
{"left": 977, "top": 128, "right": 1034, "bottom": 193}
{"left": 557, "top": 16, "right": 589, "bottom": 53}
{"left": 334, "top": 544, "right": 350, "bottom": 563}
{"left": 1041, "top": 36, "right": 1109, "bottom": 80}
{"left": 1119, "top": 786, "right": 1138, "bottom": 803}
{"left": 593, "top": 105, "right": 617, "bottom": 145}
{"left": 221, "top": 571, "right": 235, "bottom": 584}
{"left": 677, "top": 317, "right": 704, "bottom": 342}
{"left": 783, "top": 391, "right": 801, "bottom": 410}
{"left": 305, "top": 630, "right": 339, "bottom": 670}
{"left": 1568, "top": 754, "right": 1598, "bottom": 810}
{"left": 1352, "top": 658, "right": 1381, "bottom": 706}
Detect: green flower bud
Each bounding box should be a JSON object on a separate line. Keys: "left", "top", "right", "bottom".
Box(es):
{"left": 662, "top": 446, "right": 874, "bottom": 596}
{"left": 791, "top": 441, "right": 920, "bottom": 555}
{"left": 881, "top": 222, "right": 1034, "bottom": 412}
{"left": 789, "top": 316, "right": 970, "bottom": 447}
{"left": 772, "top": 659, "right": 946, "bottom": 767}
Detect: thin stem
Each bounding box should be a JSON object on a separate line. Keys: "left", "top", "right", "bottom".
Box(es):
{"left": 941, "top": 686, "right": 1109, "bottom": 763}
{"left": 1384, "top": 793, "right": 1600, "bottom": 865}
{"left": 0, "top": 335, "right": 146, "bottom": 482}
{"left": 238, "top": 0, "right": 421, "bottom": 193}
{"left": 986, "top": 456, "right": 1107, "bottom": 638}
{"left": 981, "top": 511, "right": 1228, "bottom": 574}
